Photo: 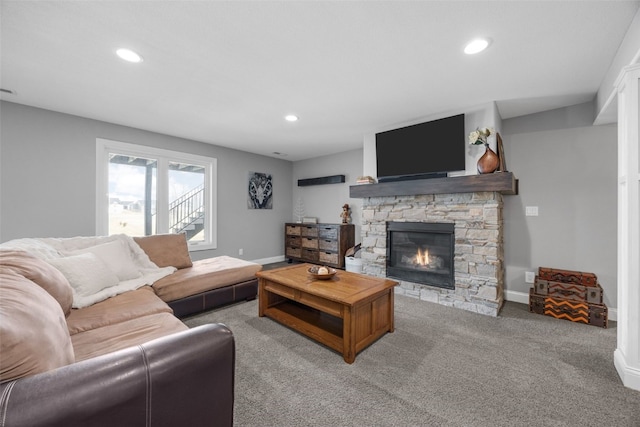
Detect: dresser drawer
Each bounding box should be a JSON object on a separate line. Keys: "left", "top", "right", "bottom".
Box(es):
{"left": 319, "top": 239, "right": 338, "bottom": 252}
{"left": 286, "top": 236, "right": 301, "bottom": 247}
{"left": 286, "top": 247, "right": 301, "bottom": 258}
{"left": 318, "top": 226, "right": 338, "bottom": 239}
{"left": 319, "top": 252, "right": 338, "bottom": 265}
{"left": 302, "top": 248, "right": 319, "bottom": 262}
{"left": 286, "top": 225, "right": 301, "bottom": 236}
{"left": 302, "top": 237, "right": 318, "bottom": 249}
{"left": 301, "top": 226, "right": 318, "bottom": 237}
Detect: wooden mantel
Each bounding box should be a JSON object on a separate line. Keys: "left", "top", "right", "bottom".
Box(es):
{"left": 349, "top": 172, "right": 518, "bottom": 198}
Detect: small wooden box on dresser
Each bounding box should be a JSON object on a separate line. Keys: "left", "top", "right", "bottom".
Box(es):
{"left": 285, "top": 222, "right": 355, "bottom": 269}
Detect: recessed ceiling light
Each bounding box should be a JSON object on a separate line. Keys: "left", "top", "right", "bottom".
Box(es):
{"left": 116, "top": 48, "right": 143, "bottom": 63}
{"left": 464, "top": 38, "right": 490, "bottom": 55}
{"left": 284, "top": 115, "right": 299, "bottom": 122}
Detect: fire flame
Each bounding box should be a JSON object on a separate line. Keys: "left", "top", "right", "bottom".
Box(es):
{"left": 416, "top": 248, "right": 429, "bottom": 266}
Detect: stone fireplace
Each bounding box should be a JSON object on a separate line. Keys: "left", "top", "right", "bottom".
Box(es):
{"left": 350, "top": 173, "right": 516, "bottom": 317}
{"left": 359, "top": 190, "right": 505, "bottom": 316}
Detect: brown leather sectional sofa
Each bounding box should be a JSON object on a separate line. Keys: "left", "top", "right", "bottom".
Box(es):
{"left": 0, "top": 234, "right": 262, "bottom": 426}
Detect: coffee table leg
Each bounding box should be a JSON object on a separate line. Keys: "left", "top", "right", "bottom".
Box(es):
{"left": 389, "top": 291, "right": 395, "bottom": 332}
{"left": 343, "top": 306, "right": 356, "bottom": 364}
{"left": 258, "top": 279, "right": 265, "bottom": 317}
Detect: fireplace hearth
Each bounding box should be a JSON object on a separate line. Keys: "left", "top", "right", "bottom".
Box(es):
{"left": 386, "top": 222, "right": 454, "bottom": 289}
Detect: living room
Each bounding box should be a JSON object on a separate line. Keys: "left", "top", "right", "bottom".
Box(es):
{"left": 2, "top": 1, "right": 640, "bottom": 425}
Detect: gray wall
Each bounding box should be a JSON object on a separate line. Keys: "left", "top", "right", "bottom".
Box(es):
{"left": 0, "top": 101, "right": 293, "bottom": 262}
{"left": 502, "top": 102, "right": 618, "bottom": 308}
{"left": 292, "top": 149, "right": 363, "bottom": 243}
{"left": 0, "top": 100, "right": 619, "bottom": 309}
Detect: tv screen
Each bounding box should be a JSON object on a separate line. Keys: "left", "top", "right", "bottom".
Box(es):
{"left": 375, "top": 114, "right": 465, "bottom": 182}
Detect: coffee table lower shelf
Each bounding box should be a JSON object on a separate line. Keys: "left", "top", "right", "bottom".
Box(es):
{"left": 263, "top": 300, "right": 344, "bottom": 354}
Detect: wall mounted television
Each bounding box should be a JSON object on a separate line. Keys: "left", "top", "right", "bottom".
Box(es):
{"left": 375, "top": 113, "right": 465, "bottom": 183}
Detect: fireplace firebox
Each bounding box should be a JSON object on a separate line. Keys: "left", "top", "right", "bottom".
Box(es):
{"left": 386, "top": 222, "right": 455, "bottom": 289}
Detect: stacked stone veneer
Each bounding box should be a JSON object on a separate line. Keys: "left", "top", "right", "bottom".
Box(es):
{"left": 361, "top": 191, "right": 504, "bottom": 316}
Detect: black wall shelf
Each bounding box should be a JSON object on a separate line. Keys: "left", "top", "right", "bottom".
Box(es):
{"left": 298, "top": 175, "right": 346, "bottom": 187}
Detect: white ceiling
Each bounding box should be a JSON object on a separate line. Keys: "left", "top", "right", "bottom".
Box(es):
{"left": 1, "top": 1, "right": 638, "bottom": 161}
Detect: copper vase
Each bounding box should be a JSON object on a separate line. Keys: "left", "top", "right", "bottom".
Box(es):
{"left": 477, "top": 144, "right": 500, "bottom": 174}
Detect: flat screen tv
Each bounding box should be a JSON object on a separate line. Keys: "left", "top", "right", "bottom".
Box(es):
{"left": 375, "top": 113, "right": 465, "bottom": 182}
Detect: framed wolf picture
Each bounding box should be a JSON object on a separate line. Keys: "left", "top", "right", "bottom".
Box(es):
{"left": 248, "top": 172, "right": 273, "bottom": 209}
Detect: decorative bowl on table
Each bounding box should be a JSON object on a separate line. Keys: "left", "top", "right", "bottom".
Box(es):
{"left": 307, "top": 265, "right": 337, "bottom": 280}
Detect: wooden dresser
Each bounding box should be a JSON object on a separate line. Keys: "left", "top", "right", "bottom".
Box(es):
{"left": 285, "top": 222, "right": 355, "bottom": 269}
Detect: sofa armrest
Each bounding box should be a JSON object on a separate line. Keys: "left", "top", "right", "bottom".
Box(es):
{"left": 0, "top": 324, "right": 235, "bottom": 427}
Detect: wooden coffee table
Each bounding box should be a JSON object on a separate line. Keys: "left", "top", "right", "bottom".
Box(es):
{"left": 256, "top": 264, "right": 398, "bottom": 363}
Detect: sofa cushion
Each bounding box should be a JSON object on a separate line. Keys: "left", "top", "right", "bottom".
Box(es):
{"left": 0, "top": 272, "right": 75, "bottom": 382}
{"left": 152, "top": 256, "right": 262, "bottom": 302}
{"left": 0, "top": 250, "right": 74, "bottom": 316}
{"left": 71, "top": 312, "right": 188, "bottom": 362}
{"left": 134, "top": 233, "right": 193, "bottom": 269}
{"left": 66, "top": 286, "right": 173, "bottom": 335}
{"left": 66, "top": 239, "right": 141, "bottom": 281}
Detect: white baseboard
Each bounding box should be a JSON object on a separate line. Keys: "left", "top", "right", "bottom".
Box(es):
{"left": 504, "top": 289, "right": 530, "bottom": 305}
{"left": 504, "top": 289, "right": 617, "bottom": 322}
{"left": 615, "top": 349, "right": 640, "bottom": 392}
{"left": 251, "top": 255, "right": 285, "bottom": 265}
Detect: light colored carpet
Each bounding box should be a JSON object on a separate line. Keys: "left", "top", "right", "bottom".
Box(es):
{"left": 184, "top": 295, "right": 640, "bottom": 426}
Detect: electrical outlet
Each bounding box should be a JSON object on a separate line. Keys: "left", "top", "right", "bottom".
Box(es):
{"left": 238, "top": 248, "right": 243, "bottom": 256}
{"left": 525, "top": 206, "right": 539, "bottom": 216}
{"left": 525, "top": 271, "right": 535, "bottom": 283}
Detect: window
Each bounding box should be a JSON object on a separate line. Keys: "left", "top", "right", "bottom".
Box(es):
{"left": 96, "top": 139, "right": 216, "bottom": 250}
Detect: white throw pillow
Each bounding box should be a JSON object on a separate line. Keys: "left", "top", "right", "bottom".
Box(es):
{"left": 48, "top": 253, "right": 120, "bottom": 298}
{"left": 67, "top": 240, "right": 141, "bottom": 281}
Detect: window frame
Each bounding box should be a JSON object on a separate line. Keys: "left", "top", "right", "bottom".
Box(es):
{"left": 96, "top": 138, "right": 217, "bottom": 251}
